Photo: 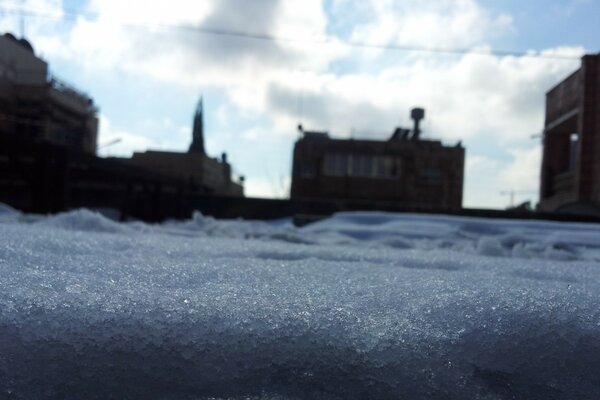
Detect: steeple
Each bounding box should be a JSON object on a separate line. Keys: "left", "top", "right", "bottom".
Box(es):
{"left": 189, "top": 96, "right": 205, "bottom": 154}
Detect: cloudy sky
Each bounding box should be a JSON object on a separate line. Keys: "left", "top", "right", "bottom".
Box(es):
{"left": 2, "top": 0, "right": 598, "bottom": 207}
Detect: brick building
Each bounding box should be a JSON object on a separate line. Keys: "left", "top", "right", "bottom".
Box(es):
{"left": 539, "top": 54, "right": 600, "bottom": 215}
{"left": 0, "top": 33, "right": 98, "bottom": 153}
{"left": 290, "top": 108, "right": 465, "bottom": 210}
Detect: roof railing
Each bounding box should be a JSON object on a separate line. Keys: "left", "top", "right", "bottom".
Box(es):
{"left": 49, "top": 73, "right": 98, "bottom": 113}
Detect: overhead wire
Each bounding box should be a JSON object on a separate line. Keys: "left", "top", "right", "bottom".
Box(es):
{"left": 0, "top": 5, "right": 582, "bottom": 61}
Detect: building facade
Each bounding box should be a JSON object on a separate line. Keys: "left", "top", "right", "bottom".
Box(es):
{"left": 125, "top": 98, "right": 244, "bottom": 197}
{"left": 291, "top": 109, "right": 465, "bottom": 210}
{"left": 539, "top": 54, "right": 600, "bottom": 215}
{"left": 0, "top": 33, "right": 98, "bottom": 153}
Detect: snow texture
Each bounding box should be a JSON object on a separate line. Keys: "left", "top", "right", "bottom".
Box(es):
{"left": 1, "top": 208, "right": 600, "bottom": 399}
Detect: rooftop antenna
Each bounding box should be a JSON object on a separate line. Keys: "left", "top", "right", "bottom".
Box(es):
{"left": 298, "top": 90, "right": 304, "bottom": 128}
{"left": 19, "top": 0, "right": 26, "bottom": 37}
{"left": 296, "top": 67, "right": 309, "bottom": 132}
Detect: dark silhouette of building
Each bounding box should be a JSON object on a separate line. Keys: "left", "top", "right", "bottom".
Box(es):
{"left": 539, "top": 53, "right": 600, "bottom": 215}
{"left": 124, "top": 97, "right": 244, "bottom": 197}
{"left": 189, "top": 97, "right": 205, "bottom": 154}
{"left": 291, "top": 108, "right": 465, "bottom": 210}
{"left": 0, "top": 32, "right": 98, "bottom": 153}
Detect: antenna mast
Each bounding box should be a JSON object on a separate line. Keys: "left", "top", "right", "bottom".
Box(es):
{"left": 19, "top": 0, "right": 26, "bottom": 37}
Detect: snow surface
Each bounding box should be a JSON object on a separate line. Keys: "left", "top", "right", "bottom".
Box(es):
{"left": 1, "top": 207, "right": 600, "bottom": 399}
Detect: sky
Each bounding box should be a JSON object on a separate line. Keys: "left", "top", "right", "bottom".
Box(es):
{"left": 1, "top": 0, "right": 599, "bottom": 208}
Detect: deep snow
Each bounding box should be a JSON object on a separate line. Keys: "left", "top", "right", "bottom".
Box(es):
{"left": 1, "top": 206, "right": 600, "bottom": 399}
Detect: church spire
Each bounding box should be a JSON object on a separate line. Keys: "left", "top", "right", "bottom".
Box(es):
{"left": 189, "top": 96, "right": 205, "bottom": 154}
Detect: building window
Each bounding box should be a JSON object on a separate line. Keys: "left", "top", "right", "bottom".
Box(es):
{"left": 299, "top": 163, "right": 317, "bottom": 178}
{"left": 351, "top": 155, "right": 374, "bottom": 177}
{"left": 375, "top": 156, "right": 398, "bottom": 178}
{"left": 419, "top": 168, "right": 442, "bottom": 185}
{"left": 324, "top": 153, "right": 348, "bottom": 176}
{"left": 324, "top": 153, "right": 400, "bottom": 179}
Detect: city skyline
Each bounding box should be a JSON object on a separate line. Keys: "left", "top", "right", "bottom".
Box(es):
{"left": 2, "top": 0, "right": 599, "bottom": 208}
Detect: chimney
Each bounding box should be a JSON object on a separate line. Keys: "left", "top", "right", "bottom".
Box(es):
{"left": 410, "top": 107, "right": 425, "bottom": 140}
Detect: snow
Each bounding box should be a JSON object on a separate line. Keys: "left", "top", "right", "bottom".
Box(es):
{"left": 0, "top": 203, "right": 20, "bottom": 223}
{"left": 1, "top": 207, "right": 600, "bottom": 399}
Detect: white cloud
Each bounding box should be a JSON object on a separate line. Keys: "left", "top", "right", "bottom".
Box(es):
{"left": 463, "top": 146, "right": 541, "bottom": 209}
{"left": 244, "top": 176, "right": 287, "bottom": 199}
{"left": 86, "top": 0, "right": 213, "bottom": 26}
{"left": 348, "top": 0, "right": 513, "bottom": 50}
{"left": 240, "top": 127, "right": 261, "bottom": 141}
{"left": 21, "top": 0, "right": 582, "bottom": 147}
{"left": 265, "top": 49, "right": 582, "bottom": 145}
{"left": 36, "top": 0, "right": 342, "bottom": 84}
{"left": 498, "top": 145, "right": 541, "bottom": 200}
{"left": 463, "top": 155, "right": 502, "bottom": 208}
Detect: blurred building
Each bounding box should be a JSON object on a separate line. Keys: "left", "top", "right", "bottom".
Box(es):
{"left": 291, "top": 108, "right": 465, "bottom": 209}
{"left": 539, "top": 53, "right": 600, "bottom": 215}
{"left": 126, "top": 98, "right": 244, "bottom": 197}
{"left": 0, "top": 33, "right": 98, "bottom": 154}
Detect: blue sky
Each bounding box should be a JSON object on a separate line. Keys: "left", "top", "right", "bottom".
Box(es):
{"left": 1, "top": 0, "right": 598, "bottom": 207}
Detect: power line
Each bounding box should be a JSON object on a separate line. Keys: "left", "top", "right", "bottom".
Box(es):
{"left": 0, "top": 6, "right": 582, "bottom": 61}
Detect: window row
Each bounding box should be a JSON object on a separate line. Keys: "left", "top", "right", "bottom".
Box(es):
{"left": 323, "top": 153, "right": 400, "bottom": 179}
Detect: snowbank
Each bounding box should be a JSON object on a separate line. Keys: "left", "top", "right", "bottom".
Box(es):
{"left": 0, "top": 203, "right": 20, "bottom": 223}
{"left": 1, "top": 208, "right": 600, "bottom": 399}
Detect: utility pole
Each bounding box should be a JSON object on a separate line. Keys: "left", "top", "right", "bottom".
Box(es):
{"left": 19, "top": 0, "right": 25, "bottom": 37}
